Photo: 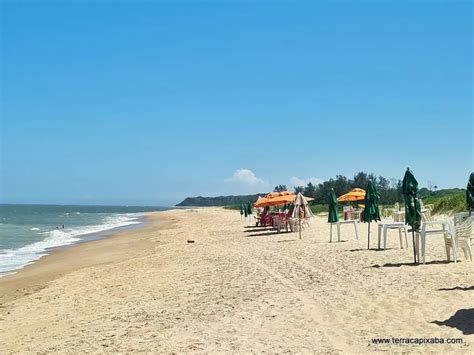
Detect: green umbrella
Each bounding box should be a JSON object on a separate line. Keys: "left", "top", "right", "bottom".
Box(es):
{"left": 328, "top": 188, "right": 339, "bottom": 242}
{"left": 240, "top": 204, "right": 244, "bottom": 220}
{"left": 466, "top": 172, "right": 474, "bottom": 215}
{"left": 402, "top": 168, "right": 422, "bottom": 264}
{"left": 361, "top": 180, "right": 381, "bottom": 249}
{"left": 247, "top": 202, "right": 253, "bottom": 216}
{"left": 243, "top": 203, "right": 248, "bottom": 218}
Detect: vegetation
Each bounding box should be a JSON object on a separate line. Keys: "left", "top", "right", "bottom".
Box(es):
{"left": 421, "top": 189, "right": 466, "bottom": 214}
{"left": 176, "top": 194, "right": 264, "bottom": 207}
{"left": 308, "top": 192, "right": 467, "bottom": 216}
{"left": 295, "top": 172, "right": 403, "bottom": 205}
{"left": 178, "top": 172, "right": 470, "bottom": 216}
{"left": 309, "top": 204, "right": 328, "bottom": 214}
{"left": 295, "top": 174, "right": 468, "bottom": 216}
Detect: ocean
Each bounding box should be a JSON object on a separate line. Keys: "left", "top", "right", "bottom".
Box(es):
{"left": 0, "top": 204, "right": 171, "bottom": 276}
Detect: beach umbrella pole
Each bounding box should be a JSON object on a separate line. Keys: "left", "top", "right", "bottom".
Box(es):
{"left": 330, "top": 223, "right": 333, "bottom": 242}
{"left": 411, "top": 194, "right": 418, "bottom": 264}
{"left": 367, "top": 223, "right": 370, "bottom": 249}
{"left": 299, "top": 218, "right": 302, "bottom": 240}
{"left": 412, "top": 229, "right": 417, "bottom": 264}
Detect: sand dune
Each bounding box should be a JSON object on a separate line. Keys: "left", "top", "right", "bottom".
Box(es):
{"left": 0, "top": 208, "right": 472, "bottom": 353}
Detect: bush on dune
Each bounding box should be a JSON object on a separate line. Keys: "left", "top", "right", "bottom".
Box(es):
{"left": 425, "top": 193, "right": 466, "bottom": 215}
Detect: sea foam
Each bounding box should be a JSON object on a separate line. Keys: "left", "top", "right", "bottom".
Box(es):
{"left": 0, "top": 214, "right": 141, "bottom": 276}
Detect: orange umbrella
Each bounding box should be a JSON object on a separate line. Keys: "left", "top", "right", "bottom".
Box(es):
{"left": 262, "top": 194, "right": 296, "bottom": 206}
{"left": 263, "top": 191, "right": 294, "bottom": 199}
{"left": 254, "top": 192, "right": 294, "bottom": 207}
{"left": 254, "top": 191, "right": 313, "bottom": 207}
{"left": 337, "top": 188, "right": 366, "bottom": 202}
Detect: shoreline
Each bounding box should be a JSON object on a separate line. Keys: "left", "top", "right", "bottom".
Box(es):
{"left": 1, "top": 207, "right": 472, "bottom": 352}
{"left": 0, "top": 211, "right": 174, "bottom": 305}
{"left": 0, "top": 214, "right": 147, "bottom": 279}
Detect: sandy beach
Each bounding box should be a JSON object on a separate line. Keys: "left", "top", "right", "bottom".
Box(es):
{"left": 0, "top": 207, "right": 472, "bottom": 353}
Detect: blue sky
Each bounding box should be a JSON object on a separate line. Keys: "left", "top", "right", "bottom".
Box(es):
{"left": 1, "top": 1, "right": 472, "bottom": 206}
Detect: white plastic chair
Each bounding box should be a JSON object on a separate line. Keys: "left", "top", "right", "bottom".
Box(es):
{"left": 377, "top": 215, "right": 408, "bottom": 249}
{"left": 393, "top": 210, "right": 405, "bottom": 222}
{"left": 289, "top": 218, "right": 299, "bottom": 232}
{"left": 330, "top": 219, "right": 358, "bottom": 242}
{"left": 447, "top": 213, "right": 473, "bottom": 261}
{"left": 417, "top": 219, "right": 456, "bottom": 264}
{"left": 383, "top": 202, "right": 399, "bottom": 218}
{"left": 273, "top": 216, "right": 289, "bottom": 233}
{"left": 422, "top": 204, "right": 434, "bottom": 221}
{"left": 301, "top": 218, "right": 310, "bottom": 230}
{"left": 342, "top": 205, "right": 353, "bottom": 221}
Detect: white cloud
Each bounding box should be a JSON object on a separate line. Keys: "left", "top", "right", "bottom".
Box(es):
{"left": 289, "top": 176, "right": 324, "bottom": 188}
{"left": 226, "top": 169, "right": 269, "bottom": 187}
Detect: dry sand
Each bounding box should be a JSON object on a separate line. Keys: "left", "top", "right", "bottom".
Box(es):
{"left": 0, "top": 208, "right": 472, "bottom": 353}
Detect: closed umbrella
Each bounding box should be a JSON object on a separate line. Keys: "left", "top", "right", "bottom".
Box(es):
{"left": 361, "top": 180, "right": 381, "bottom": 249}
{"left": 246, "top": 202, "right": 253, "bottom": 221}
{"left": 328, "top": 188, "right": 339, "bottom": 242}
{"left": 291, "top": 192, "right": 314, "bottom": 240}
{"left": 240, "top": 203, "right": 244, "bottom": 220}
{"left": 466, "top": 172, "right": 474, "bottom": 215}
{"left": 402, "top": 168, "right": 422, "bottom": 264}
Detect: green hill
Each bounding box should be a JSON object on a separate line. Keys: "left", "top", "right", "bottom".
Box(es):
{"left": 176, "top": 194, "right": 263, "bottom": 207}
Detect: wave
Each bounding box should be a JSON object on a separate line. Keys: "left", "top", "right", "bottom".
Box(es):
{"left": 0, "top": 214, "right": 142, "bottom": 276}
{"left": 30, "top": 227, "right": 40, "bottom": 231}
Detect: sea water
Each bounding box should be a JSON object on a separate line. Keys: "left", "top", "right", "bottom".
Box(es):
{"left": 0, "top": 204, "right": 170, "bottom": 276}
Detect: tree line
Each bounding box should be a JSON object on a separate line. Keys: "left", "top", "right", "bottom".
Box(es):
{"left": 275, "top": 172, "right": 404, "bottom": 205}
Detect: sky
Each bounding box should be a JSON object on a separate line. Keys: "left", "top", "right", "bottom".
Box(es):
{"left": 1, "top": 0, "right": 472, "bottom": 206}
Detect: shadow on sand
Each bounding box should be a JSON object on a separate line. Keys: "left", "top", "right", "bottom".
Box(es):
{"left": 349, "top": 248, "right": 394, "bottom": 252}
{"left": 431, "top": 309, "right": 474, "bottom": 335}
{"left": 438, "top": 286, "right": 474, "bottom": 291}
{"left": 245, "top": 230, "right": 292, "bottom": 237}
{"left": 244, "top": 228, "right": 273, "bottom": 233}
{"left": 372, "top": 260, "right": 453, "bottom": 268}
